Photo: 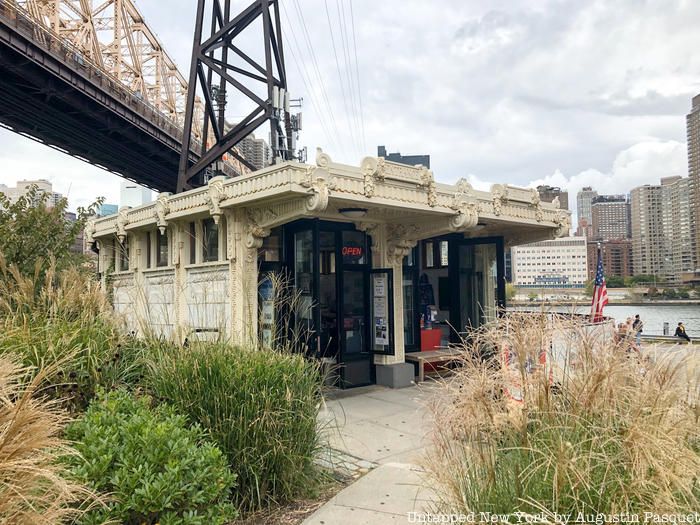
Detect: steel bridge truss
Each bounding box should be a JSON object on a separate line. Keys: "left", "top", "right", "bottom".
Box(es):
{"left": 178, "top": 0, "right": 292, "bottom": 192}
{"left": 15, "top": 0, "right": 196, "bottom": 125}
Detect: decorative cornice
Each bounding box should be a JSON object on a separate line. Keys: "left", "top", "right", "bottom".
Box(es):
{"left": 300, "top": 167, "right": 330, "bottom": 212}
{"left": 154, "top": 192, "right": 171, "bottom": 234}
{"left": 205, "top": 177, "right": 226, "bottom": 224}
{"left": 116, "top": 207, "right": 130, "bottom": 243}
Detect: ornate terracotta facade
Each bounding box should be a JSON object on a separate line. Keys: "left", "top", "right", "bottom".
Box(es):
{"left": 90, "top": 149, "right": 570, "bottom": 365}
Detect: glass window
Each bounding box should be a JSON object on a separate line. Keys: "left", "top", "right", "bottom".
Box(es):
{"left": 189, "top": 222, "right": 196, "bottom": 264}
{"left": 425, "top": 241, "right": 434, "bottom": 268}
{"left": 146, "top": 232, "right": 152, "bottom": 269}
{"left": 294, "top": 229, "right": 314, "bottom": 328}
{"left": 203, "top": 218, "right": 219, "bottom": 262}
{"left": 403, "top": 272, "right": 415, "bottom": 347}
{"left": 440, "top": 241, "right": 449, "bottom": 266}
{"left": 119, "top": 238, "right": 129, "bottom": 271}
{"left": 156, "top": 229, "right": 168, "bottom": 267}
{"left": 341, "top": 230, "right": 367, "bottom": 265}
{"left": 259, "top": 229, "right": 281, "bottom": 262}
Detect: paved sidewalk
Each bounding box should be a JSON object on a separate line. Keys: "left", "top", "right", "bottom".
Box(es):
{"left": 304, "top": 383, "right": 441, "bottom": 524}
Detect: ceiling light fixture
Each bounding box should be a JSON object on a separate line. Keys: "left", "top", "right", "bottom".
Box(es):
{"left": 339, "top": 208, "right": 368, "bottom": 219}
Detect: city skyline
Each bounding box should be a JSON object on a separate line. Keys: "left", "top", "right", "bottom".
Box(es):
{"left": 0, "top": 0, "right": 698, "bottom": 216}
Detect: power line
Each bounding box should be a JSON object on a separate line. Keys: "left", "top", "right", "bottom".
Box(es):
{"left": 324, "top": 0, "right": 357, "bottom": 160}
{"left": 336, "top": 0, "right": 361, "bottom": 158}
{"left": 280, "top": 3, "right": 341, "bottom": 156}
{"left": 289, "top": 0, "right": 347, "bottom": 159}
{"left": 349, "top": 0, "right": 367, "bottom": 155}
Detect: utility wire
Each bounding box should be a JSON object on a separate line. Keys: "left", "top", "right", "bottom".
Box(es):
{"left": 349, "top": 0, "right": 366, "bottom": 154}
{"left": 324, "top": 0, "right": 357, "bottom": 161}
{"left": 280, "top": 3, "right": 342, "bottom": 156}
{"left": 289, "top": 0, "right": 347, "bottom": 159}
{"left": 336, "top": 0, "right": 361, "bottom": 158}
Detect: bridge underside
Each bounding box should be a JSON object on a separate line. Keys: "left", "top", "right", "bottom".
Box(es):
{"left": 0, "top": 7, "right": 196, "bottom": 193}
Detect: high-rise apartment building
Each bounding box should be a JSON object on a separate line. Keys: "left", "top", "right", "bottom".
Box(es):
{"left": 239, "top": 133, "right": 272, "bottom": 170}
{"left": 686, "top": 94, "right": 700, "bottom": 269}
{"left": 586, "top": 240, "right": 633, "bottom": 280}
{"left": 511, "top": 237, "right": 588, "bottom": 288}
{"left": 576, "top": 186, "right": 598, "bottom": 237}
{"left": 120, "top": 181, "right": 152, "bottom": 208}
{"left": 536, "top": 185, "right": 569, "bottom": 210}
{"left": 0, "top": 179, "right": 63, "bottom": 208}
{"left": 377, "top": 145, "right": 430, "bottom": 168}
{"left": 630, "top": 185, "right": 664, "bottom": 277}
{"left": 591, "top": 195, "right": 630, "bottom": 241}
{"left": 661, "top": 176, "right": 695, "bottom": 283}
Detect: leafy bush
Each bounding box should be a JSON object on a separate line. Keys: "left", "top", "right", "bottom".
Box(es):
{"left": 427, "top": 313, "right": 700, "bottom": 515}
{"left": 147, "top": 343, "right": 324, "bottom": 510}
{"left": 0, "top": 185, "right": 101, "bottom": 278}
{"left": 65, "top": 389, "right": 237, "bottom": 525}
{"left": 0, "top": 353, "right": 94, "bottom": 524}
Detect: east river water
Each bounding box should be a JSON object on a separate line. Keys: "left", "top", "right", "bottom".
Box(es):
{"left": 515, "top": 303, "right": 700, "bottom": 337}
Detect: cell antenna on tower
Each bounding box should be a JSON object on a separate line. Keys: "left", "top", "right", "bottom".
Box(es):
{"left": 177, "top": 0, "right": 294, "bottom": 192}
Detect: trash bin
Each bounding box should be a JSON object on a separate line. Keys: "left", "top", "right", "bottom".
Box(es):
{"left": 663, "top": 322, "right": 669, "bottom": 336}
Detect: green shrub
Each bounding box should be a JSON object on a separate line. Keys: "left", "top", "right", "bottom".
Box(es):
{"left": 65, "top": 390, "right": 237, "bottom": 525}
{"left": 147, "top": 343, "right": 324, "bottom": 510}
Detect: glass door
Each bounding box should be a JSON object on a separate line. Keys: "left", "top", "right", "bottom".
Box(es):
{"left": 450, "top": 237, "right": 505, "bottom": 336}
{"left": 337, "top": 229, "right": 372, "bottom": 387}
{"left": 285, "top": 221, "right": 318, "bottom": 356}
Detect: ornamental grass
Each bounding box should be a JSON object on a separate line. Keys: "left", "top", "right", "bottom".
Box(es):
{"left": 0, "top": 353, "right": 96, "bottom": 524}
{"left": 426, "top": 312, "right": 700, "bottom": 516}
{"left": 146, "top": 342, "right": 325, "bottom": 511}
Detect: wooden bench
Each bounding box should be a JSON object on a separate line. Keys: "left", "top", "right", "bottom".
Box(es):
{"left": 405, "top": 348, "right": 464, "bottom": 382}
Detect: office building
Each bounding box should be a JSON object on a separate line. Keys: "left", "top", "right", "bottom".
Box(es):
{"left": 377, "top": 145, "right": 430, "bottom": 168}
{"left": 686, "top": 94, "right": 700, "bottom": 268}
{"left": 536, "top": 185, "right": 569, "bottom": 211}
{"left": 239, "top": 133, "right": 272, "bottom": 170}
{"left": 587, "top": 240, "right": 633, "bottom": 280}
{"left": 120, "top": 181, "right": 152, "bottom": 208}
{"left": 97, "top": 203, "right": 119, "bottom": 217}
{"left": 591, "top": 195, "right": 630, "bottom": 241}
{"left": 511, "top": 237, "right": 588, "bottom": 288}
{"left": 0, "top": 179, "right": 63, "bottom": 208}
{"left": 576, "top": 186, "right": 598, "bottom": 237}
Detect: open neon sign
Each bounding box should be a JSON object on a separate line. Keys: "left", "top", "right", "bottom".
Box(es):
{"left": 342, "top": 246, "right": 363, "bottom": 257}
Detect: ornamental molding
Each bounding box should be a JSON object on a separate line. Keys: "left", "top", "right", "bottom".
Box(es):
{"left": 417, "top": 166, "right": 437, "bottom": 207}
{"left": 116, "top": 207, "right": 130, "bottom": 243}
{"left": 449, "top": 180, "right": 480, "bottom": 231}
{"left": 315, "top": 147, "right": 332, "bottom": 169}
{"left": 552, "top": 211, "right": 571, "bottom": 238}
{"left": 530, "top": 188, "right": 544, "bottom": 222}
{"left": 491, "top": 184, "right": 508, "bottom": 216}
{"left": 188, "top": 270, "right": 229, "bottom": 284}
{"left": 300, "top": 166, "right": 330, "bottom": 212}
{"left": 205, "top": 177, "right": 226, "bottom": 224}
{"left": 360, "top": 156, "right": 386, "bottom": 198}
{"left": 154, "top": 192, "right": 171, "bottom": 234}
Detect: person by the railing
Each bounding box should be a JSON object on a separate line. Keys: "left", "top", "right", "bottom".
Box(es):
{"left": 632, "top": 314, "right": 643, "bottom": 347}
{"left": 674, "top": 322, "right": 691, "bottom": 343}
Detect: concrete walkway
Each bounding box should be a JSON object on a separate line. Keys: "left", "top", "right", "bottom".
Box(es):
{"left": 305, "top": 383, "right": 440, "bottom": 524}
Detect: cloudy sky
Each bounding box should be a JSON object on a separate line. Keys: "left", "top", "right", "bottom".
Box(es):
{"left": 1, "top": 0, "right": 699, "bottom": 222}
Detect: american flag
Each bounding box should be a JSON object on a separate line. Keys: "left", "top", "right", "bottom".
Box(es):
{"left": 590, "top": 247, "right": 608, "bottom": 323}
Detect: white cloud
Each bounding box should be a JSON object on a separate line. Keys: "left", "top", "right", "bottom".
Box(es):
{"left": 530, "top": 139, "right": 688, "bottom": 222}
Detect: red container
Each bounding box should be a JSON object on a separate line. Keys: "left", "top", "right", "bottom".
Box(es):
{"left": 420, "top": 328, "right": 442, "bottom": 373}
